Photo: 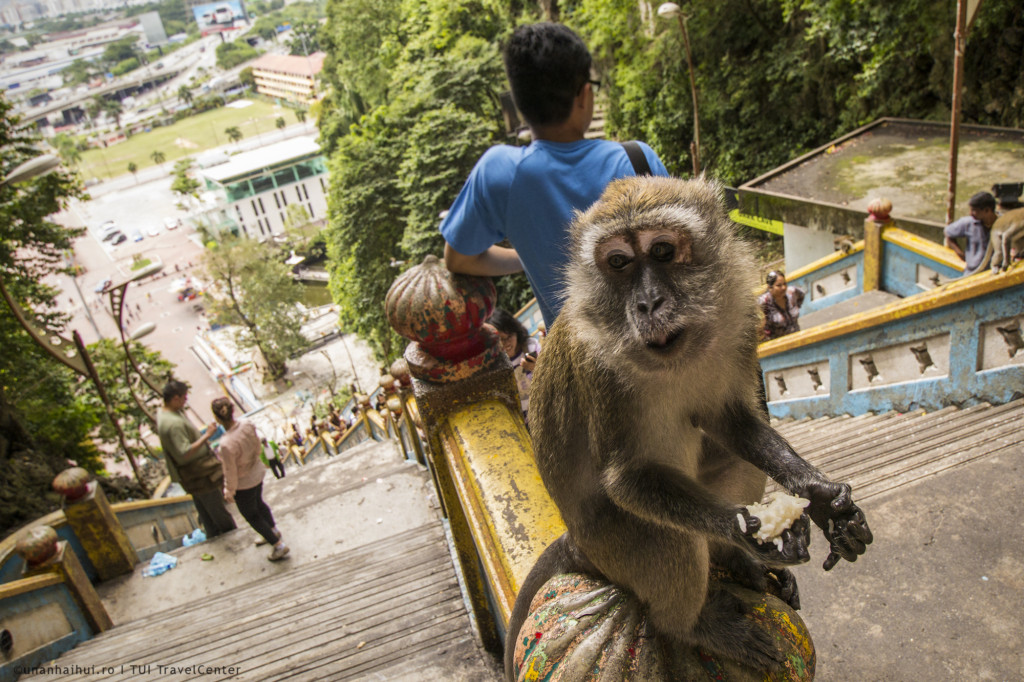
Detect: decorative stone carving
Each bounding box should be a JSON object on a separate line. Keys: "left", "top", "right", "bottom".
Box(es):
{"left": 16, "top": 526, "right": 59, "bottom": 568}
{"left": 52, "top": 466, "right": 91, "bottom": 503}
{"left": 385, "top": 254, "right": 504, "bottom": 383}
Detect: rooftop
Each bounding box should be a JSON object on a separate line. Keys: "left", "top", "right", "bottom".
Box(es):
{"left": 200, "top": 136, "right": 322, "bottom": 184}
{"left": 251, "top": 51, "right": 326, "bottom": 78}
{"left": 739, "top": 118, "right": 1024, "bottom": 234}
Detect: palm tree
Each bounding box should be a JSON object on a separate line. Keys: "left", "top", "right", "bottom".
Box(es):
{"left": 150, "top": 150, "right": 166, "bottom": 172}
{"left": 53, "top": 133, "right": 81, "bottom": 167}
{"left": 275, "top": 116, "right": 286, "bottom": 137}
{"left": 127, "top": 161, "right": 138, "bottom": 183}
{"left": 177, "top": 85, "right": 194, "bottom": 108}
{"left": 295, "top": 109, "right": 307, "bottom": 126}
{"left": 225, "top": 126, "right": 243, "bottom": 144}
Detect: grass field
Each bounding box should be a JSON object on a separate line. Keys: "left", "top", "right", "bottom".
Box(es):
{"left": 78, "top": 99, "right": 302, "bottom": 181}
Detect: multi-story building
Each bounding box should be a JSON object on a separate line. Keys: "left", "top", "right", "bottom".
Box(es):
{"left": 250, "top": 51, "right": 325, "bottom": 104}
{"left": 198, "top": 136, "right": 329, "bottom": 239}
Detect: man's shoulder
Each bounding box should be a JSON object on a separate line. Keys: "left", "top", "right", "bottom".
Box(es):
{"left": 945, "top": 215, "right": 978, "bottom": 235}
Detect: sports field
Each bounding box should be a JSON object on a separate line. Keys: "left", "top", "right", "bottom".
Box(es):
{"left": 79, "top": 99, "right": 300, "bottom": 181}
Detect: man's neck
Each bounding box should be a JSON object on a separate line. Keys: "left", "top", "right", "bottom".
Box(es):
{"left": 531, "top": 124, "right": 586, "bottom": 143}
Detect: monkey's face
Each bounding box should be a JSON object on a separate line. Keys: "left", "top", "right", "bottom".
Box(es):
{"left": 565, "top": 177, "right": 752, "bottom": 373}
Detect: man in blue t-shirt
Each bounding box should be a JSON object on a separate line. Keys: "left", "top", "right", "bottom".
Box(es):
{"left": 440, "top": 23, "right": 669, "bottom": 328}
{"left": 944, "top": 191, "right": 998, "bottom": 277}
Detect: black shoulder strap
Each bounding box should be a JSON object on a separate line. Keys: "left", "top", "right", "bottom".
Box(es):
{"left": 620, "top": 141, "right": 652, "bottom": 176}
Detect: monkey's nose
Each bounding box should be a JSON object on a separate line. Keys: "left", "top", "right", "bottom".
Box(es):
{"left": 636, "top": 296, "right": 665, "bottom": 316}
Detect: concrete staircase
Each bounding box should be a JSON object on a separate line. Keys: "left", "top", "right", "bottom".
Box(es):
{"left": 772, "top": 398, "right": 1024, "bottom": 502}
{"left": 27, "top": 438, "right": 501, "bottom": 681}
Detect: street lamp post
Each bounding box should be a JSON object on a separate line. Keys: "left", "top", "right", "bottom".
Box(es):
{"left": 658, "top": 2, "right": 702, "bottom": 177}
{"left": 1, "top": 154, "right": 150, "bottom": 494}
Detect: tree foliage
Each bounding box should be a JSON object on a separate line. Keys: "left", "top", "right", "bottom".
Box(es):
{"left": 318, "top": 0, "right": 1024, "bottom": 363}
{"left": 201, "top": 239, "right": 307, "bottom": 380}
{"left": 1, "top": 94, "right": 105, "bottom": 536}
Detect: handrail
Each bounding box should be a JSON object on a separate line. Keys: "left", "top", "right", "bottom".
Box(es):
{"left": 760, "top": 262, "right": 1024, "bottom": 358}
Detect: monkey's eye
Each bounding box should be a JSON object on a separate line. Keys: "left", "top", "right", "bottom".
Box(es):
{"left": 650, "top": 242, "right": 675, "bottom": 262}
{"left": 607, "top": 253, "right": 631, "bottom": 270}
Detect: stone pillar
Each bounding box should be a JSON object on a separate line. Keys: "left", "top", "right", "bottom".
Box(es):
{"left": 16, "top": 526, "right": 113, "bottom": 634}
{"left": 863, "top": 197, "right": 894, "bottom": 292}
{"left": 53, "top": 467, "right": 137, "bottom": 581}
{"left": 385, "top": 254, "right": 520, "bottom": 654}
{"left": 390, "top": 357, "right": 426, "bottom": 466}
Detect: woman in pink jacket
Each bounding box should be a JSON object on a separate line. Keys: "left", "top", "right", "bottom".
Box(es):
{"left": 211, "top": 397, "right": 290, "bottom": 561}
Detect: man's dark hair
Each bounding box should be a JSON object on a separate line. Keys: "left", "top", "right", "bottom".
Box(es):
{"left": 162, "top": 379, "right": 188, "bottom": 404}
{"left": 968, "top": 191, "right": 997, "bottom": 212}
{"left": 503, "top": 23, "right": 592, "bottom": 128}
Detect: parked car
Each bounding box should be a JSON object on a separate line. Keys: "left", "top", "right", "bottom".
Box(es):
{"left": 164, "top": 217, "right": 179, "bottom": 230}
{"left": 112, "top": 233, "right": 128, "bottom": 245}
{"left": 99, "top": 222, "right": 118, "bottom": 239}
{"left": 130, "top": 229, "right": 143, "bottom": 242}
{"left": 93, "top": 278, "right": 112, "bottom": 293}
{"left": 146, "top": 225, "right": 161, "bottom": 237}
{"left": 102, "top": 229, "right": 123, "bottom": 242}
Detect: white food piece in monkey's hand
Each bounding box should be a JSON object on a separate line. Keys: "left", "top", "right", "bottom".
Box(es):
{"left": 740, "top": 493, "right": 810, "bottom": 548}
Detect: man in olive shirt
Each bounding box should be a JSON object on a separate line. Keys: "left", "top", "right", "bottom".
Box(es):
{"left": 157, "top": 380, "right": 236, "bottom": 537}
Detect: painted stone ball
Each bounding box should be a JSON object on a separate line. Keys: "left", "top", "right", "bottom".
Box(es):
{"left": 512, "top": 572, "right": 815, "bottom": 682}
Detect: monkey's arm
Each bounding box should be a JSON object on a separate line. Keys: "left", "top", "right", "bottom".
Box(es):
{"left": 443, "top": 241, "right": 523, "bottom": 276}
{"left": 602, "top": 458, "right": 810, "bottom": 566}
{"left": 706, "top": 403, "right": 873, "bottom": 570}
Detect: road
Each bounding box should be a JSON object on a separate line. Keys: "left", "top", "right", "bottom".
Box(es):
{"left": 53, "top": 172, "right": 224, "bottom": 426}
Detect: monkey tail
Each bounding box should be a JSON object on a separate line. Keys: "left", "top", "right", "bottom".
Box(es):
{"left": 503, "top": 533, "right": 597, "bottom": 681}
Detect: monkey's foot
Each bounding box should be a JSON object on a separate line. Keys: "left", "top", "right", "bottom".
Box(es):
{"left": 689, "top": 588, "right": 785, "bottom": 671}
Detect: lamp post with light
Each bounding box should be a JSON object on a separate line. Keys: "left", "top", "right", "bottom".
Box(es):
{"left": 0, "top": 154, "right": 149, "bottom": 494}
{"left": 658, "top": 2, "right": 702, "bottom": 176}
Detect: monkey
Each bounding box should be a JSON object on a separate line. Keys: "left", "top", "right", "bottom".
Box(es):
{"left": 504, "top": 176, "right": 873, "bottom": 679}
{"left": 980, "top": 207, "right": 1024, "bottom": 274}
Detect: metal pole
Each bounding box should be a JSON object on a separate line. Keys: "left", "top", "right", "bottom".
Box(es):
{"left": 946, "top": 0, "right": 968, "bottom": 224}
{"left": 73, "top": 330, "right": 149, "bottom": 496}
{"left": 69, "top": 268, "right": 102, "bottom": 339}
{"left": 676, "top": 13, "right": 701, "bottom": 176}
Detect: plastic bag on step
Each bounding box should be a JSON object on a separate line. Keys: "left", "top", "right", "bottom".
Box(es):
{"left": 182, "top": 528, "right": 206, "bottom": 547}
{"left": 142, "top": 551, "right": 178, "bottom": 577}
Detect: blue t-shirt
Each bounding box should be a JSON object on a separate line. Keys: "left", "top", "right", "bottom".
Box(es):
{"left": 440, "top": 138, "right": 669, "bottom": 326}
{"left": 944, "top": 216, "right": 991, "bottom": 276}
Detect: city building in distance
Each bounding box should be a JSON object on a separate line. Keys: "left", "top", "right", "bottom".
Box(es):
{"left": 198, "top": 136, "right": 327, "bottom": 239}
{"left": 250, "top": 52, "right": 325, "bottom": 104}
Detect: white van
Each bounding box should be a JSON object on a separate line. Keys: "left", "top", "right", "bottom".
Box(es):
{"left": 164, "top": 217, "right": 179, "bottom": 230}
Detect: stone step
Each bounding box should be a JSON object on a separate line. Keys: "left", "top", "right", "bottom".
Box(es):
{"left": 783, "top": 411, "right": 895, "bottom": 452}
{"left": 770, "top": 399, "right": 1024, "bottom": 503}
{"left": 41, "top": 524, "right": 497, "bottom": 681}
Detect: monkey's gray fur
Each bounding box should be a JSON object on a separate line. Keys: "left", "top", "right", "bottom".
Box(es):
{"left": 980, "top": 207, "right": 1024, "bottom": 273}
{"left": 505, "top": 176, "right": 872, "bottom": 680}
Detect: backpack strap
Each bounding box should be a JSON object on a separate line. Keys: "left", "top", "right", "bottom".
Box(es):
{"left": 620, "top": 141, "right": 652, "bottom": 176}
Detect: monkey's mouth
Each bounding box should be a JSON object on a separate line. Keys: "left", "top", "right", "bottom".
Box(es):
{"left": 645, "top": 329, "right": 683, "bottom": 352}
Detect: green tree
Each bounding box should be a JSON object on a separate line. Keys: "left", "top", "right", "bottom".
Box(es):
{"left": 177, "top": 85, "right": 194, "bottom": 107}
{"left": 52, "top": 133, "right": 81, "bottom": 167}
{"left": 0, "top": 93, "right": 112, "bottom": 536}
{"left": 295, "top": 108, "right": 307, "bottom": 125}
{"left": 127, "top": 161, "right": 138, "bottom": 182}
{"left": 80, "top": 338, "right": 175, "bottom": 459}
{"left": 239, "top": 66, "right": 256, "bottom": 88}
{"left": 275, "top": 116, "right": 286, "bottom": 136}
{"left": 201, "top": 239, "right": 307, "bottom": 380}
{"left": 150, "top": 149, "right": 166, "bottom": 167}
{"left": 215, "top": 40, "right": 261, "bottom": 70}
{"left": 225, "top": 126, "right": 243, "bottom": 143}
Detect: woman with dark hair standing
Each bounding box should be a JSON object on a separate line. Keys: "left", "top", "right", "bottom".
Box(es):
{"left": 211, "top": 397, "right": 290, "bottom": 561}
{"left": 758, "top": 270, "right": 806, "bottom": 340}
{"left": 489, "top": 308, "right": 542, "bottom": 420}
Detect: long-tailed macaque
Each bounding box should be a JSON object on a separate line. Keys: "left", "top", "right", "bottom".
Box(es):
{"left": 982, "top": 207, "right": 1024, "bottom": 273}
{"left": 506, "top": 176, "right": 872, "bottom": 678}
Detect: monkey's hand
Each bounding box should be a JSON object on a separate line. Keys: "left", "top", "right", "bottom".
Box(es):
{"left": 798, "top": 480, "right": 873, "bottom": 571}
{"left": 734, "top": 509, "right": 811, "bottom": 566}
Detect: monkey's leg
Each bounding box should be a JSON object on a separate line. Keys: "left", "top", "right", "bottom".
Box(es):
{"left": 503, "top": 533, "right": 597, "bottom": 681}
{"left": 630, "top": 534, "right": 783, "bottom": 672}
